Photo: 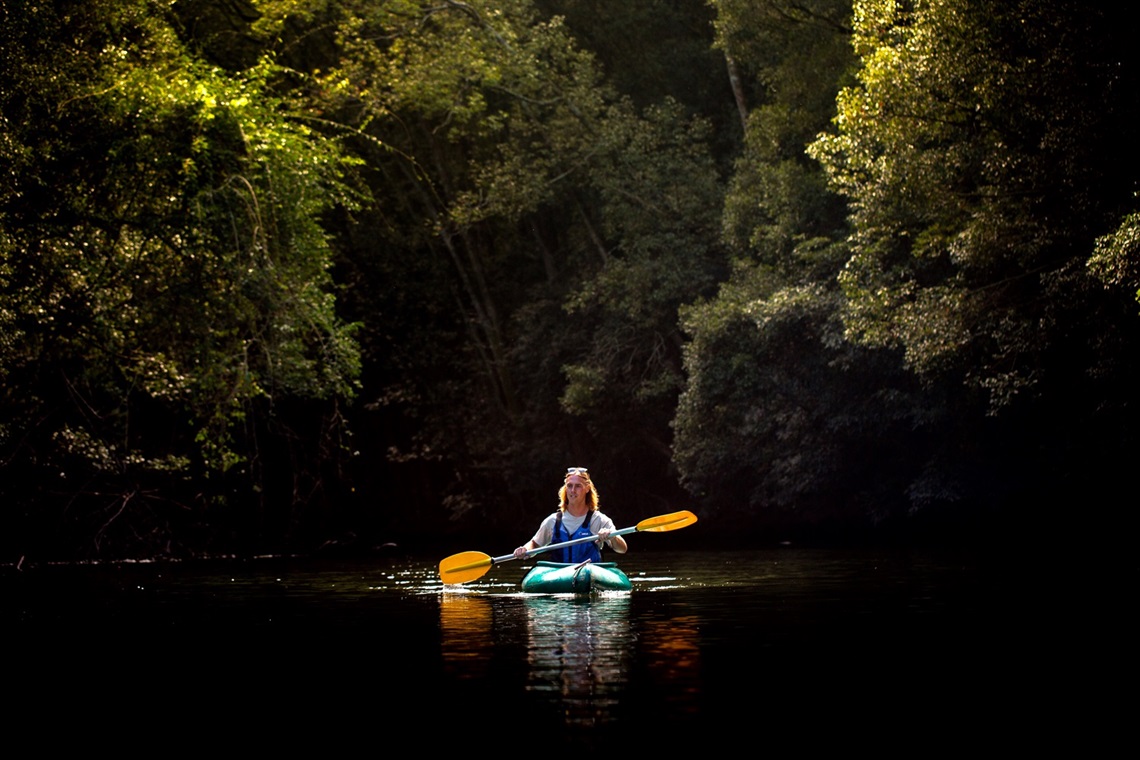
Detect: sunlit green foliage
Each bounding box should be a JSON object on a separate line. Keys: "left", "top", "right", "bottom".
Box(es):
{"left": 798, "top": 0, "right": 1140, "bottom": 521}
{"left": 809, "top": 0, "right": 1139, "bottom": 410}
{"left": 1090, "top": 212, "right": 1140, "bottom": 307}
{"left": 0, "top": 0, "right": 361, "bottom": 557}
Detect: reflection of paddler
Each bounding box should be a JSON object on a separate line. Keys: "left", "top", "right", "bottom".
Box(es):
{"left": 523, "top": 595, "right": 632, "bottom": 727}
{"left": 440, "top": 592, "right": 493, "bottom": 677}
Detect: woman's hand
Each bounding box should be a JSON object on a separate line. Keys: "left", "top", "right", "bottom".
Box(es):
{"left": 513, "top": 545, "right": 528, "bottom": 559}
{"left": 599, "top": 529, "right": 628, "bottom": 553}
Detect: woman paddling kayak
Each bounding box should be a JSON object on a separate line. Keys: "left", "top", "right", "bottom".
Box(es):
{"left": 513, "top": 467, "right": 628, "bottom": 563}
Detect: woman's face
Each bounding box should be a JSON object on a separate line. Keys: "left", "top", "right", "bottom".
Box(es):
{"left": 564, "top": 474, "right": 588, "bottom": 510}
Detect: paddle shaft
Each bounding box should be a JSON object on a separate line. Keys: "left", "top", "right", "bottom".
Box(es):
{"left": 488, "top": 524, "right": 639, "bottom": 565}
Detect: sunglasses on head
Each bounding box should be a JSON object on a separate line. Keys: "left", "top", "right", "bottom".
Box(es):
{"left": 566, "top": 467, "right": 588, "bottom": 475}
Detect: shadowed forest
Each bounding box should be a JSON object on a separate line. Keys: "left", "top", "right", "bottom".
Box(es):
{"left": 2, "top": 0, "right": 1138, "bottom": 563}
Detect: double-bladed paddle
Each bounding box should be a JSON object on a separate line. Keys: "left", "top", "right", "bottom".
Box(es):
{"left": 438, "top": 509, "right": 698, "bottom": 584}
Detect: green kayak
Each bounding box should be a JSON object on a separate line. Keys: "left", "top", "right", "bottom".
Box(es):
{"left": 520, "top": 560, "right": 632, "bottom": 594}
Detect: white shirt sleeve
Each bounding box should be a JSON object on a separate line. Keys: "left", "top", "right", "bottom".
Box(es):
{"left": 531, "top": 513, "right": 558, "bottom": 547}
{"left": 590, "top": 512, "right": 616, "bottom": 534}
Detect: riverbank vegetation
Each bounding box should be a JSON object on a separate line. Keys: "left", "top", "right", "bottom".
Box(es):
{"left": 2, "top": 0, "right": 1137, "bottom": 561}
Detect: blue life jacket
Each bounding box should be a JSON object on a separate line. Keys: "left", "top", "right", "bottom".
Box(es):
{"left": 552, "top": 511, "right": 602, "bottom": 564}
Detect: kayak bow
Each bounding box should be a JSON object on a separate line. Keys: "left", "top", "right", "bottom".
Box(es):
{"left": 520, "top": 560, "right": 632, "bottom": 593}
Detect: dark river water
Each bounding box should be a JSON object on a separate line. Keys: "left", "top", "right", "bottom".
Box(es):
{"left": 3, "top": 543, "right": 1126, "bottom": 752}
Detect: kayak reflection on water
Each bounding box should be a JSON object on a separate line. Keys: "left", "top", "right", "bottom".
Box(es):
{"left": 437, "top": 589, "right": 640, "bottom": 732}
{"left": 523, "top": 594, "right": 632, "bottom": 728}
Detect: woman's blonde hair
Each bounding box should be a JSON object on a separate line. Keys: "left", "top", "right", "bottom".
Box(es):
{"left": 559, "top": 467, "right": 600, "bottom": 511}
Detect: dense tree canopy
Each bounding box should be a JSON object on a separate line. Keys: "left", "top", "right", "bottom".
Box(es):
{"left": 810, "top": 0, "right": 1140, "bottom": 403}
{"left": 806, "top": 0, "right": 1140, "bottom": 523}
{"left": 267, "top": 0, "right": 730, "bottom": 531}
{"left": 1, "top": 0, "right": 361, "bottom": 558}
{"left": 2, "top": 0, "right": 1137, "bottom": 560}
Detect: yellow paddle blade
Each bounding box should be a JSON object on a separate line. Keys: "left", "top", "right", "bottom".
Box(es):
{"left": 635, "top": 510, "right": 698, "bottom": 532}
{"left": 439, "top": 551, "right": 494, "bottom": 585}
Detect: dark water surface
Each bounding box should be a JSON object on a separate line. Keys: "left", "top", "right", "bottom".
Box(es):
{"left": 4, "top": 544, "right": 1125, "bottom": 751}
